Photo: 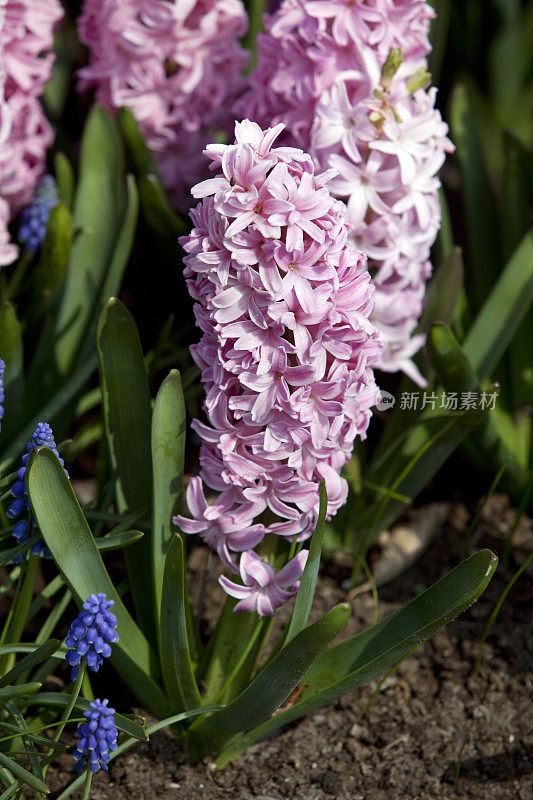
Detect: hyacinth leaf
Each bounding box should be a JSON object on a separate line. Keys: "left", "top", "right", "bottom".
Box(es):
{"left": 429, "top": 323, "right": 529, "bottom": 504}
{"left": 25, "top": 446, "right": 170, "bottom": 719}
{"left": 54, "top": 152, "right": 75, "bottom": 209}
{"left": 0, "top": 752, "right": 49, "bottom": 794}
{"left": 0, "top": 534, "right": 42, "bottom": 567}
{"left": 0, "top": 640, "right": 60, "bottom": 688}
{"left": 27, "top": 693, "right": 147, "bottom": 742}
{"left": 151, "top": 371, "right": 186, "bottom": 632}
{"left": 419, "top": 246, "right": 464, "bottom": 333}
{"left": 201, "top": 597, "right": 263, "bottom": 705}
{"left": 463, "top": 229, "right": 533, "bottom": 380}
{"left": 117, "top": 107, "right": 159, "bottom": 179}
{"left": 0, "top": 683, "right": 42, "bottom": 702}
{"left": 95, "top": 530, "right": 144, "bottom": 552}
{"left": 53, "top": 106, "right": 126, "bottom": 378}
{"left": 501, "top": 131, "right": 530, "bottom": 261}
{"left": 160, "top": 534, "right": 202, "bottom": 713}
{"left": 93, "top": 175, "right": 139, "bottom": 330}
{"left": 31, "top": 204, "right": 72, "bottom": 314}
{"left": 139, "top": 176, "right": 186, "bottom": 239}
{"left": 284, "top": 481, "right": 327, "bottom": 645}
{"left": 0, "top": 303, "right": 24, "bottom": 439}
{"left": 450, "top": 82, "right": 501, "bottom": 313}
{"left": 358, "top": 398, "right": 491, "bottom": 551}
{"left": 188, "top": 603, "right": 350, "bottom": 759}
{"left": 97, "top": 298, "right": 154, "bottom": 641}
{"left": 428, "top": 0, "right": 450, "bottom": 85}
{"left": 216, "top": 550, "right": 497, "bottom": 765}
{"left": 117, "top": 107, "right": 185, "bottom": 237}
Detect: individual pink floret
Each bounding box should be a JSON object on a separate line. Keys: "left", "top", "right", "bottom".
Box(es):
{"left": 238, "top": 0, "right": 454, "bottom": 385}
{"left": 77, "top": 0, "right": 249, "bottom": 210}
{"left": 219, "top": 549, "right": 308, "bottom": 616}
{"left": 174, "top": 120, "right": 382, "bottom": 611}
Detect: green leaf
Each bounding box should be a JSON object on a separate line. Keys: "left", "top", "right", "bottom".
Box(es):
{"left": 0, "top": 751, "right": 49, "bottom": 794}
{"left": 95, "top": 530, "right": 144, "bottom": 552}
{"left": 419, "top": 247, "right": 464, "bottom": 333}
{"left": 0, "top": 303, "right": 24, "bottom": 438}
{"left": 0, "top": 534, "right": 42, "bottom": 567}
{"left": 53, "top": 106, "right": 126, "bottom": 378}
{"left": 450, "top": 83, "right": 501, "bottom": 313}
{"left": 54, "top": 152, "right": 75, "bottom": 210}
{"left": 284, "top": 482, "right": 327, "bottom": 644}
{"left": 25, "top": 447, "right": 170, "bottom": 719}
{"left": 189, "top": 604, "right": 350, "bottom": 759}
{"left": 463, "top": 229, "right": 533, "bottom": 379}
{"left": 117, "top": 108, "right": 159, "bottom": 178}
{"left": 217, "top": 551, "right": 497, "bottom": 765}
{"left": 160, "top": 534, "right": 201, "bottom": 712}
{"left": 139, "top": 176, "right": 186, "bottom": 239}
{"left": 0, "top": 683, "right": 41, "bottom": 703}
{"left": 31, "top": 204, "right": 73, "bottom": 313}
{"left": 151, "top": 371, "right": 186, "bottom": 631}
{"left": 97, "top": 298, "right": 154, "bottom": 639}
{"left": 27, "top": 693, "right": 147, "bottom": 742}
{"left": 0, "top": 641, "right": 60, "bottom": 688}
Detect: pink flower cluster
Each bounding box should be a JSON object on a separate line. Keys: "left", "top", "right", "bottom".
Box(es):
{"left": 238, "top": 0, "right": 454, "bottom": 385}
{"left": 174, "top": 120, "right": 382, "bottom": 614}
{"left": 77, "top": 0, "right": 249, "bottom": 211}
{"left": 0, "top": 0, "right": 63, "bottom": 235}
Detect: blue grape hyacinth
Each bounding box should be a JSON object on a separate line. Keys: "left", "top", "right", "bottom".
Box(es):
{"left": 7, "top": 422, "right": 67, "bottom": 559}
{"left": 73, "top": 699, "right": 118, "bottom": 773}
{"left": 65, "top": 594, "right": 119, "bottom": 681}
{"left": 0, "top": 358, "right": 4, "bottom": 431}
{"left": 18, "top": 175, "right": 58, "bottom": 251}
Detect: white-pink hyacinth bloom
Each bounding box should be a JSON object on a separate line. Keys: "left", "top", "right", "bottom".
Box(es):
{"left": 0, "top": 0, "right": 62, "bottom": 219}
{"left": 238, "top": 0, "right": 454, "bottom": 385}
{"left": 77, "top": 0, "right": 249, "bottom": 210}
{"left": 174, "top": 120, "right": 382, "bottom": 612}
{"left": 219, "top": 550, "right": 308, "bottom": 616}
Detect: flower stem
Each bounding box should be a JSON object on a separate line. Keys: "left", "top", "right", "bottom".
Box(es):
{"left": 81, "top": 769, "right": 93, "bottom": 800}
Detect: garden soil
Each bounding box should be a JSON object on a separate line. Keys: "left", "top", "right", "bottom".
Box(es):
{"left": 47, "top": 495, "right": 532, "bottom": 800}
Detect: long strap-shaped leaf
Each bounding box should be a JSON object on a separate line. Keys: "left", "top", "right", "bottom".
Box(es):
{"left": 97, "top": 298, "right": 154, "bottom": 640}
{"left": 284, "top": 481, "right": 327, "bottom": 644}
{"left": 25, "top": 447, "right": 170, "bottom": 719}
{"left": 463, "top": 229, "right": 533, "bottom": 379}
{"left": 215, "top": 550, "right": 496, "bottom": 766}
{"left": 151, "top": 371, "right": 185, "bottom": 634}
{"left": 160, "top": 534, "right": 201, "bottom": 713}
{"left": 0, "top": 640, "right": 59, "bottom": 688}
{"left": 188, "top": 603, "right": 350, "bottom": 759}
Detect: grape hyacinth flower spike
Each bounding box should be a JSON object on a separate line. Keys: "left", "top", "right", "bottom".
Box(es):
{"left": 7, "top": 422, "right": 67, "bottom": 559}
{"left": 18, "top": 175, "right": 58, "bottom": 251}
{"left": 65, "top": 593, "right": 119, "bottom": 682}
{"left": 0, "top": 359, "right": 5, "bottom": 431}
{"left": 73, "top": 699, "right": 118, "bottom": 774}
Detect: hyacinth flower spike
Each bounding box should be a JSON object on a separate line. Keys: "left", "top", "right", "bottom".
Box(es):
{"left": 65, "top": 593, "right": 119, "bottom": 682}
{"left": 72, "top": 699, "right": 119, "bottom": 800}
{"left": 18, "top": 175, "right": 58, "bottom": 251}
{"left": 6, "top": 422, "right": 68, "bottom": 560}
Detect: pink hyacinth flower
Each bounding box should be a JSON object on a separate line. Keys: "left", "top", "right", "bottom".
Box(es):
{"left": 175, "top": 120, "right": 382, "bottom": 611}
{"left": 0, "top": 0, "right": 63, "bottom": 220}
{"left": 219, "top": 550, "right": 308, "bottom": 616}
{"left": 77, "top": 0, "right": 249, "bottom": 211}
{"left": 238, "top": 0, "right": 454, "bottom": 386}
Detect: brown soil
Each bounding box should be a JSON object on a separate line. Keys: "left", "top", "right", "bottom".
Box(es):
{"left": 47, "top": 496, "right": 533, "bottom": 800}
